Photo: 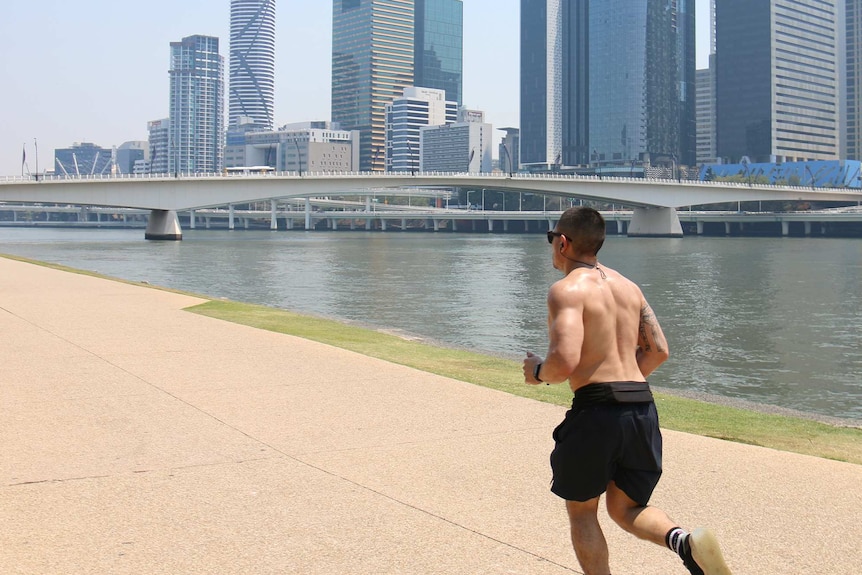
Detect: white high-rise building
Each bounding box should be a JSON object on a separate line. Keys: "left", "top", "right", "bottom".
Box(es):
{"left": 385, "top": 87, "right": 457, "bottom": 172}
{"left": 169, "top": 35, "right": 224, "bottom": 174}
{"left": 229, "top": 0, "right": 276, "bottom": 130}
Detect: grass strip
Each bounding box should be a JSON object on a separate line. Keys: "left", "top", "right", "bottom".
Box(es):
{"left": 188, "top": 299, "right": 862, "bottom": 465}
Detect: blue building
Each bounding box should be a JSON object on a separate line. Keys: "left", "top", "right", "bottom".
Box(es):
{"left": 414, "top": 0, "right": 463, "bottom": 105}
{"left": 520, "top": 0, "right": 695, "bottom": 169}
{"left": 699, "top": 160, "right": 862, "bottom": 189}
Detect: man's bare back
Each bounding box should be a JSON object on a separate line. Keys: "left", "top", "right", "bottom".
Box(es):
{"left": 526, "top": 261, "right": 668, "bottom": 392}
{"left": 549, "top": 263, "right": 654, "bottom": 391}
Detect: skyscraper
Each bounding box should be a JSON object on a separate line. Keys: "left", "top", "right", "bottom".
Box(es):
{"left": 229, "top": 0, "right": 276, "bottom": 130}
{"left": 520, "top": 0, "right": 695, "bottom": 169}
{"left": 147, "top": 118, "right": 170, "bottom": 174}
{"left": 332, "top": 0, "right": 415, "bottom": 172}
{"left": 716, "top": 0, "right": 839, "bottom": 163}
{"left": 846, "top": 0, "right": 861, "bottom": 160}
{"left": 414, "top": 0, "right": 463, "bottom": 105}
{"left": 169, "top": 35, "right": 224, "bottom": 174}
{"left": 696, "top": 0, "right": 717, "bottom": 165}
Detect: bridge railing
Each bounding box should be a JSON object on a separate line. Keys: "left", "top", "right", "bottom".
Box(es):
{"left": 0, "top": 170, "right": 855, "bottom": 193}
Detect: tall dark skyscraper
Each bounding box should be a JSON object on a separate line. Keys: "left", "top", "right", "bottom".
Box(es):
{"left": 229, "top": 0, "right": 276, "bottom": 130}
{"left": 414, "top": 0, "right": 463, "bottom": 105}
{"left": 520, "top": 0, "right": 695, "bottom": 169}
{"left": 332, "top": 0, "right": 463, "bottom": 172}
{"left": 716, "top": 0, "right": 839, "bottom": 163}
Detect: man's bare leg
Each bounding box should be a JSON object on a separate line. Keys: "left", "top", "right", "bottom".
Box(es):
{"left": 604, "top": 481, "right": 732, "bottom": 574}
{"left": 565, "top": 497, "right": 611, "bottom": 575}
{"left": 604, "top": 480, "right": 676, "bottom": 545}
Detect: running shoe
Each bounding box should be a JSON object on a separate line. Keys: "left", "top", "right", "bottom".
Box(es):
{"left": 682, "top": 528, "right": 732, "bottom": 575}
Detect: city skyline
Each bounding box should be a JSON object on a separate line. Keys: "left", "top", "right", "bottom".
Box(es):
{"left": 0, "top": 0, "right": 714, "bottom": 177}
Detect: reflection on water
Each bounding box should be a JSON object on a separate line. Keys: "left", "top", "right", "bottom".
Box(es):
{"left": 1, "top": 228, "right": 860, "bottom": 420}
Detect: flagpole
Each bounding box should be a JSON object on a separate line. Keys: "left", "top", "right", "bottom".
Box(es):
{"left": 22, "top": 143, "right": 25, "bottom": 177}
{"left": 34, "top": 138, "right": 39, "bottom": 181}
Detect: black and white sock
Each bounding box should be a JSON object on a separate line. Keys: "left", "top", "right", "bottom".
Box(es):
{"left": 666, "top": 527, "right": 688, "bottom": 557}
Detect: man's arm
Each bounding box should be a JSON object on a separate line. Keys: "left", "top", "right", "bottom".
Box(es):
{"left": 636, "top": 300, "right": 669, "bottom": 377}
{"left": 524, "top": 282, "right": 584, "bottom": 384}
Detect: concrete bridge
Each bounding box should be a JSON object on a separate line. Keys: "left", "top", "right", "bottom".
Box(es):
{"left": 2, "top": 172, "right": 861, "bottom": 239}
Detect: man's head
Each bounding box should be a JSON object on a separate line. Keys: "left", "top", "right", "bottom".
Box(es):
{"left": 555, "top": 207, "right": 606, "bottom": 256}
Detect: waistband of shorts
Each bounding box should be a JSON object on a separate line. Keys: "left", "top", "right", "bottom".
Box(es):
{"left": 573, "top": 381, "right": 653, "bottom": 408}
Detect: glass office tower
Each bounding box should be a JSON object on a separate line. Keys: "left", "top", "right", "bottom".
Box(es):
{"left": 169, "top": 35, "right": 224, "bottom": 174}
{"left": 716, "top": 0, "right": 839, "bottom": 162}
{"left": 414, "top": 0, "right": 463, "bottom": 105}
{"left": 520, "top": 0, "right": 694, "bottom": 169}
{"left": 332, "top": 0, "right": 415, "bottom": 172}
{"left": 229, "top": 0, "right": 276, "bottom": 130}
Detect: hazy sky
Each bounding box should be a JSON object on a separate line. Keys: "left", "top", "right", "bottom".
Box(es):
{"left": 0, "top": 0, "right": 712, "bottom": 177}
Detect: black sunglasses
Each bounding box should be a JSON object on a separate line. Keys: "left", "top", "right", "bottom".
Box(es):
{"left": 547, "top": 231, "right": 566, "bottom": 244}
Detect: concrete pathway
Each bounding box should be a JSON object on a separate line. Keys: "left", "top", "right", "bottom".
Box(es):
{"left": 1, "top": 256, "right": 860, "bottom": 574}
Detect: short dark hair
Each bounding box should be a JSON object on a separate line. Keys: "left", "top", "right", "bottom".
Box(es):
{"left": 556, "top": 207, "right": 606, "bottom": 255}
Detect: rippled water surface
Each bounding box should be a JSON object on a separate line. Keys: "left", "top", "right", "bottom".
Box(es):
{"left": 2, "top": 228, "right": 860, "bottom": 420}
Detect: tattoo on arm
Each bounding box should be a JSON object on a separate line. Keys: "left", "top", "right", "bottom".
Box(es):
{"left": 640, "top": 304, "right": 666, "bottom": 353}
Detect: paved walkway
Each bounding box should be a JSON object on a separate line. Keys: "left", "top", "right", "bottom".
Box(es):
{"left": 1, "top": 256, "right": 860, "bottom": 574}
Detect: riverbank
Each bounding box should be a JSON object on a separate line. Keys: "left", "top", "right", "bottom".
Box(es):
{"left": 4, "top": 252, "right": 860, "bottom": 462}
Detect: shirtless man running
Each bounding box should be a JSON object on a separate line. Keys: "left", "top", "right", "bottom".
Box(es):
{"left": 523, "top": 207, "right": 731, "bottom": 575}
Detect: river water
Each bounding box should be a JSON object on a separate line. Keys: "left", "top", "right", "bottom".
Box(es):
{"left": 1, "top": 227, "right": 860, "bottom": 422}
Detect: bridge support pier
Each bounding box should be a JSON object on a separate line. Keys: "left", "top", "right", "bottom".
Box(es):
{"left": 145, "top": 210, "right": 182, "bottom": 241}
{"left": 627, "top": 207, "right": 683, "bottom": 238}
{"left": 696, "top": 221, "right": 704, "bottom": 235}
{"left": 229, "top": 205, "right": 235, "bottom": 230}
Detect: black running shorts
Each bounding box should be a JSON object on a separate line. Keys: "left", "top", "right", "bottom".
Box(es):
{"left": 550, "top": 388, "right": 662, "bottom": 506}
